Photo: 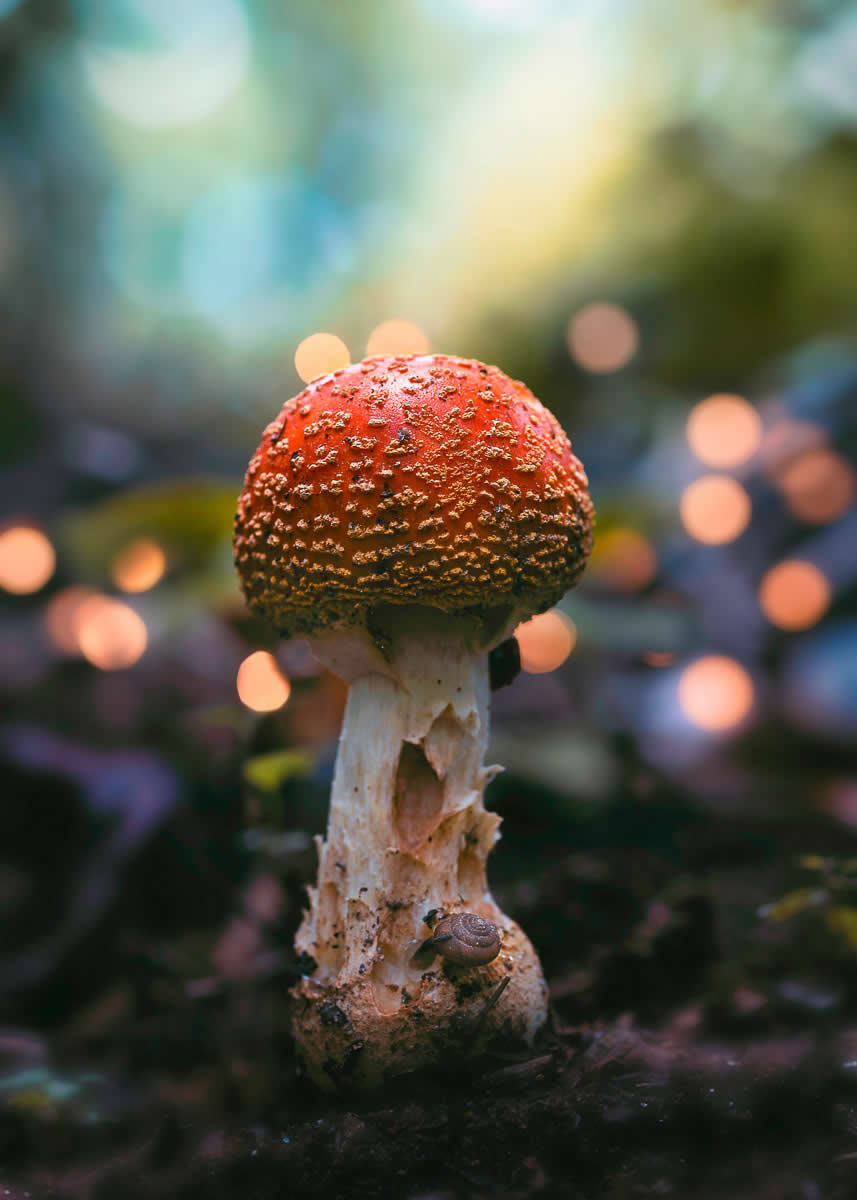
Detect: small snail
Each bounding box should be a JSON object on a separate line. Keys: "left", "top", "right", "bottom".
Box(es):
{"left": 414, "top": 912, "right": 501, "bottom": 968}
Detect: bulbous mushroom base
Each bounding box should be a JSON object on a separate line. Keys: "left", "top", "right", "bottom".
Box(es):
{"left": 291, "top": 614, "right": 550, "bottom": 1092}
{"left": 292, "top": 916, "right": 547, "bottom": 1092}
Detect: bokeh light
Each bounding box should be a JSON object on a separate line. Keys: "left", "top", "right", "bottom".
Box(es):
{"left": 0, "top": 526, "right": 56, "bottom": 594}
{"left": 111, "top": 539, "right": 167, "bottom": 593}
{"left": 678, "top": 656, "right": 754, "bottom": 732}
{"left": 566, "top": 303, "right": 638, "bottom": 374}
{"left": 100, "top": 166, "right": 352, "bottom": 342}
{"left": 759, "top": 561, "right": 831, "bottom": 632}
{"left": 679, "top": 475, "right": 752, "bottom": 544}
{"left": 589, "top": 527, "right": 656, "bottom": 591}
{"left": 181, "top": 174, "right": 353, "bottom": 336}
{"left": 686, "top": 394, "right": 762, "bottom": 468}
{"left": 181, "top": 176, "right": 288, "bottom": 323}
{"left": 515, "top": 610, "right": 577, "bottom": 674}
{"left": 775, "top": 448, "right": 857, "bottom": 524}
{"left": 79, "top": 0, "right": 251, "bottom": 130}
{"left": 366, "top": 320, "right": 430, "bottom": 357}
{"left": 237, "top": 651, "right": 291, "bottom": 712}
{"left": 43, "top": 586, "right": 98, "bottom": 654}
{"left": 76, "top": 596, "right": 148, "bottom": 670}
{"left": 294, "top": 333, "right": 350, "bottom": 384}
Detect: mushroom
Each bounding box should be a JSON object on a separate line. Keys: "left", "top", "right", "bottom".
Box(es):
{"left": 234, "top": 354, "right": 593, "bottom": 1090}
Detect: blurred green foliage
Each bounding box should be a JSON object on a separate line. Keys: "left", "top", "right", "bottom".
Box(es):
{"left": 242, "top": 748, "right": 313, "bottom": 794}
{"left": 58, "top": 481, "right": 236, "bottom": 580}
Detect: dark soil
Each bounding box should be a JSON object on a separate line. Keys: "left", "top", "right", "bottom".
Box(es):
{"left": 4, "top": 800, "right": 857, "bottom": 1199}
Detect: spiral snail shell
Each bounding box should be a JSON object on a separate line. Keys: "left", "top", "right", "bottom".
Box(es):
{"left": 428, "top": 913, "right": 501, "bottom": 967}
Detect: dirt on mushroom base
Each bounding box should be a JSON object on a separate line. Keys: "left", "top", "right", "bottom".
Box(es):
{"left": 292, "top": 919, "right": 544, "bottom": 1092}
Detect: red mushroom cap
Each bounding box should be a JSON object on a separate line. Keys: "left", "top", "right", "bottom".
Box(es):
{"left": 234, "top": 354, "right": 594, "bottom": 637}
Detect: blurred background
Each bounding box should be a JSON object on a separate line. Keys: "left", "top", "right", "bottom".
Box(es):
{"left": 2, "top": 0, "right": 857, "bottom": 1190}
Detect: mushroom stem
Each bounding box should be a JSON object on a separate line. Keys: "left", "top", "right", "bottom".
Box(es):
{"left": 292, "top": 608, "right": 548, "bottom": 1091}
